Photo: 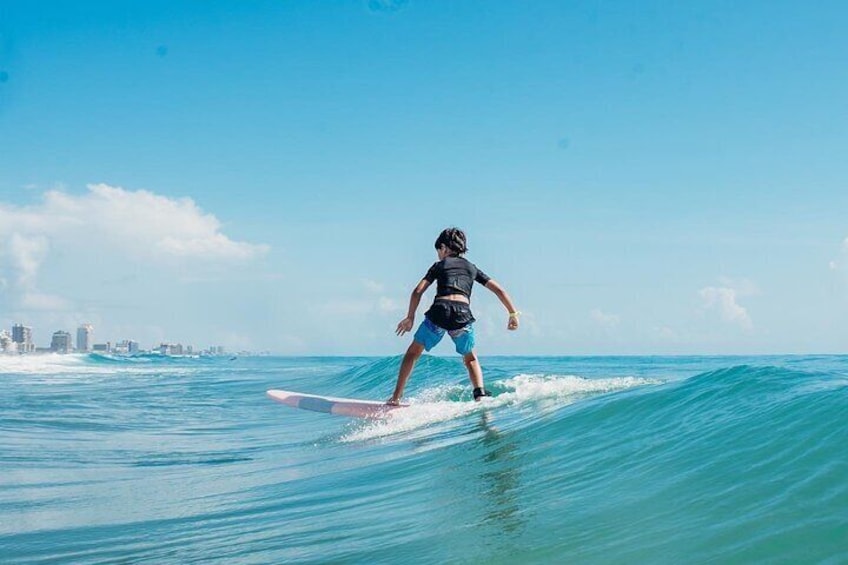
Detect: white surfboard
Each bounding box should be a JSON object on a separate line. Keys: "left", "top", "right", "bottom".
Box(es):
{"left": 266, "top": 389, "right": 408, "bottom": 418}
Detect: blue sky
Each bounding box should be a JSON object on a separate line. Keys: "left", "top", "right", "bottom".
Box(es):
{"left": 1, "top": 1, "right": 847, "bottom": 354}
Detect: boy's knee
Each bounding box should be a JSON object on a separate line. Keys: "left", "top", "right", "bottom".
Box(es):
{"left": 407, "top": 342, "right": 425, "bottom": 358}
{"left": 463, "top": 351, "right": 478, "bottom": 366}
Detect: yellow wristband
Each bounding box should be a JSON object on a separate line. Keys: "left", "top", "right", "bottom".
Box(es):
{"left": 509, "top": 311, "right": 521, "bottom": 318}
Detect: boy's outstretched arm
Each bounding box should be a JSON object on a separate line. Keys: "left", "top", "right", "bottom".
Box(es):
{"left": 485, "top": 280, "right": 520, "bottom": 330}
{"left": 396, "top": 279, "right": 431, "bottom": 336}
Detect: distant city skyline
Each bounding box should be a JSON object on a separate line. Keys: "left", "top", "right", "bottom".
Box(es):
{"left": 0, "top": 321, "right": 226, "bottom": 356}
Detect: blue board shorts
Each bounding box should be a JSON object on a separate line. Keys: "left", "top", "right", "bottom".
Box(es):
{"left": 414, "top": 318, "right": 476, "bottom": 356}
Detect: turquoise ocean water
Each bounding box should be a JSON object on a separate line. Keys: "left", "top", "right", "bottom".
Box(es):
{"left": 1, "top": 353, "right": 846, "bottom": 563}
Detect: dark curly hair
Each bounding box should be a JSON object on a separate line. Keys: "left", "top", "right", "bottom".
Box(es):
{"left": 434, "top": 227, "right": 467, "bottom": 256}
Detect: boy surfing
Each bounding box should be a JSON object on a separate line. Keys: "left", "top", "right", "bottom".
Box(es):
{"left": 388, "top": 228, "right": 519, "bottom": 405}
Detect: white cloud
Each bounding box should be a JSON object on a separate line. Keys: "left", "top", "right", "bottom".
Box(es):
{"left": 20, "top": 292, "right": 71, "bottom": 311}
{"left": 47, "top": 184, "right": 268, "bottom": 260}
{"left": 0, "top": 184, "right": 269, "bottom": 304}
{"left": 717, "top": 276, "right": 758, "bottom": 296}
{"left": 362, "top": 279, "right": 385, "bottom": 293}
{"left": 362, "top": 279, "right": 403, "bottom": 314}
{"left": 590, "top": 308, "right": 620, "bottom": 329}
{"left": 314, "top": 295, "right": 403, "bottom": 317}
{"left": 8, "top": 233, "right": 49, "bottom": 288}
{"left": 830, "top": 237, "right": 848, "bottom": 272}
{"left": 378, "top": 296, "right": 402, "bottom": 313}
{"left": 699, "top": 285, "right": 753, "bottom": 330}
{"left": 1, "top": 184, "right": 268, "bottom": 262}
{"left": 656, "top": 325, "right": 679, "bottom": 340}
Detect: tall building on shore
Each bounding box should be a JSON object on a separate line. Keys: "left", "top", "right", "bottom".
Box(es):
{"left": 51, "top": 331, "right": 73, "bottom": 354}
{"left": 77, "top": 324, "right": 94, "bottom": 352}
{"left": 12, "top": 324, "right": 35, "bottom": 353}
{"left": 0, "top": 330, "right": 14, "bottom": 353}
{"left": 159, "top": 343, "right": 185, "bottom": 355}
{"left": 112, "top": 340, "right": 140, "bottom": 355}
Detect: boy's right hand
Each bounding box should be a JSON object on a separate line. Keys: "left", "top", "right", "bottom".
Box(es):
{"left": 508, "top": 312, "right": 520, "bottom": 330}
{"left": 396, "top": 317, "right": 414, "bottom": 336}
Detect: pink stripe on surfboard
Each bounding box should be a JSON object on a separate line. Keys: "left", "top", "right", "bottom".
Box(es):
{"left": 266, "top": 389, "right": 408, "bottom": 418}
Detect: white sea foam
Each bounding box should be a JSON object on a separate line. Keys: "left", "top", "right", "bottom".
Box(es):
{"left": 341, "top": 373, "right": 660, "bottom": 442}
{"left": 0, "top": 353, "right": 87, "bottom": 375}
{"left": 499, "top": 373, "right": 660, "bottom": 401}
{"left": 0, "top": 354, "right": 196, "bottom": 377}
{"left": 341, "top": 399, "right": 480, "bottom": 443}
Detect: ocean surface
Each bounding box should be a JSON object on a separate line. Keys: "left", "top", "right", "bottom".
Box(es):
{"left": 1, "top": 353, "right": 846, "bottom": 564}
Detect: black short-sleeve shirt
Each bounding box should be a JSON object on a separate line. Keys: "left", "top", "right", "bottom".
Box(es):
{"left": 424, "top": 256, "right": 491, "bottom": 298}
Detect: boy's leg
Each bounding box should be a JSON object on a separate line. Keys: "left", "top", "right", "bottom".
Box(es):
{"left": 463, "top": 349, "right": 484, "bottom": 390}
{"left": 389, "top": 341, "right": 424, "bottom": 404}
{"left": 449, "top": 325, "right": 486, "bottom": 395}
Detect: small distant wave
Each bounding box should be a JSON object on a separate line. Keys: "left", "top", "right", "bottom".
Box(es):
{"left": 130, "top": 453, "right": 254, "bottom": 468}
{"left": 87, "top": 352, "right": 136, "bottom": 364}
{"left": 0, "top": 352, "right": 204, "bottom": 377}
{"left": 88, "top": 352, "right": 207, "bottom": 364}
{"left": 657, "top": 364, "right": 847, "bottom": 415}
{"left": 0, "top": 353, "right": 87, "bottom": 375}
{"left": 497, "top": 373, "right": 662, "bottom": 401}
